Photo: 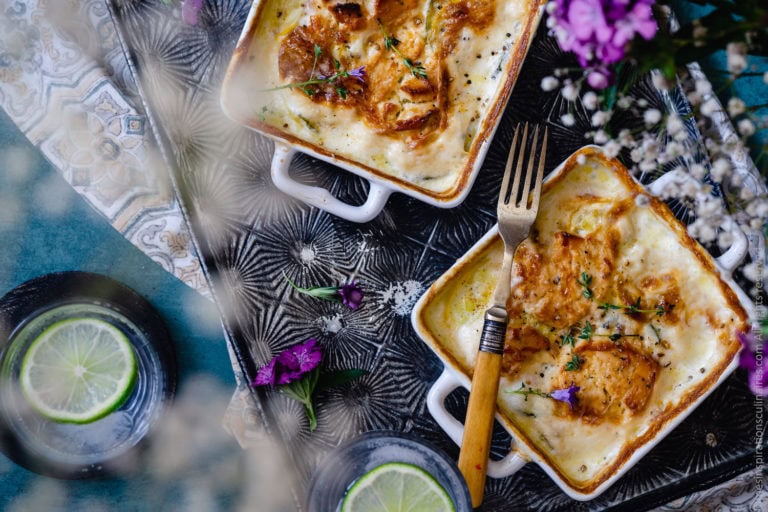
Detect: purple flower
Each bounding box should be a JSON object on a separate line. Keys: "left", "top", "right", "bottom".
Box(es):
{"left": 253, "top": 339, "right": 324, "bottom": 387}
{"left": 253, "top": 358, "right": 277, "bottom": 386}
{"left": 339, "top": 282, "right": 364, "bottom": 309}
{"left": 549, "top": 0, "right": 658, "bottom": 88}
{"left": 738, "top": 330, "right": 768, "bottom": 396}
{"left": 181, "top": 0, "right": 203, "bottom": 25}
{"left": 348, "top": 66, "right": 366, "bottom": 83}
{"left": 549, "top": 383, "right": 581, "bottom": 409}
{"left": 284, "top": 273, "right": 365, "bottom": 309}
{"left": 277, "top": 338, "right": 323, "bottom": 379}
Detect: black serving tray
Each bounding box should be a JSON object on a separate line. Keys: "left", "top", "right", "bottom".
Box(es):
{"left": 107, "top": 1, "right": 765, "bottom": 509}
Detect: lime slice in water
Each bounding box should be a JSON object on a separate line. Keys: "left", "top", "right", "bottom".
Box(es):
{"left": 341, "top": 462, "right": 456, "bottom": 512}
{"left": 20, "top": 317, "right": 137, "bottom": 424}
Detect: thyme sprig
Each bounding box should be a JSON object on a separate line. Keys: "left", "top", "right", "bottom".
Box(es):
{"left": 598, "top": 297, "right": 665, "bottom": 317}
{"left": 564, "top": 354, "right": 582, "bottom": 371}
{"left": 577, "top": 271, "right": 594, "bottom": 299}
{"left": 566, "top": 320, "right": 641, "bottom": 343}
{"left": 511, "top": 382, "right": 580, "bottom": 410}
{"left": 577, "top": 271, "right": 666, "bottom": 316}
{"left": 259, "top": 45, "right": 365, "bottom": 99}
{"left": 377, "top": 18, "right": 428, "bottom": 79}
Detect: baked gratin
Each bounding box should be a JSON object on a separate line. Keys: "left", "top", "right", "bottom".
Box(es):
{"left": 222, "top": 0, "right": 543, "bottom": 200}
{"left": 415, "top": 148, "right": 748, "bottom": 494}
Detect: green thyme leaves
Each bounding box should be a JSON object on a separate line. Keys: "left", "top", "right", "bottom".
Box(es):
{"left": 577, "top": 272, "right": 594, "bottom": 299}
{"left": 598, "top": 297, "right": 666, "bottom": 317}
{"left": 377, "top": 19, "right": 428, "bottom": 79}
{"left": 577, "top": 271, "right": 666, "bottom": 316}
{"left": 564, "top": 354, "right": 582, "bottom": 371}
{"left": 258, "top": 45, "right": 365, "bottom": 99}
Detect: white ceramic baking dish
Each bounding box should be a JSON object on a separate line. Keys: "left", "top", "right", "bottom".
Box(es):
{"left": 411, "top": 146, "right": 755, "bottom": 500}
{"left": 220, "top": 0, "right": 544, "bottom": 222}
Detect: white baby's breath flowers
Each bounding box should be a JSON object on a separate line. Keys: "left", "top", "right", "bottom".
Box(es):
{"left": 666, "top": 114, "right": 684, "bottom": 136}
{"left": 727, "top": 97, "right": 746, "bottom": 117}
{"left": 686, "top": 91, "right": 703, "bottom": 107}
{"left": 652, "top": 72, "right": 671, "bottom": 91}
{"left": 560, "top": 113, "right": 575, "bottom": 126}
{"left": 740, "top": 187, "right": 755, "bottom": 201}
{"left": 695, "top": 79, "right": 712, "bottom": 96}
{"left": 737, "top": 119, "right": 756, "bottom": 137}
{"left": 593, "top": 129, "right": 609, "bottom": 144}
{"left": 717, "top": 229, "right": 735, "bottom": 250}
{"left": 617, "top": 129, "right": 634, "bottom": 147}
{"left": 700, "top": 97, "right": 721, "bottom": 117}
{"left": 561, "top": 80, "right": 580, "bottom": 101}
{"left": 742, "top": 261, "right": 761, "bottom": 283}
{"left": 541, "top": 76, "right": 559, "bottom": 91}
{"left": 644, "top": 108, "right": 662, "bottom": 126}
{"left": 726, "top": 42, "right": 748, "bottom": 75}
{"left": 602, "top": 140, "right": 621, "bottom": 158}
{"left": 617, "top": 96, "right": 633, "bottom": 109}
{"left": 709, "top": 158, "right": 732, "bottom": 183}
{"left": 689, "top": 163, "right": 707, "bottom": 181}
{"left": 591, "top": 110, "right": 610, "bottom": 126}
{"left": 582, "top": 91, "right": 598, "bottom": 110}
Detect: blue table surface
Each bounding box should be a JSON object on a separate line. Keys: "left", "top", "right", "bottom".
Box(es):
{"left": 0, "top": 108, "right": 245, "bottom": 508}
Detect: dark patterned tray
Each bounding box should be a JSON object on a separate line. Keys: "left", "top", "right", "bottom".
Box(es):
{"left": 107, "top": 1, "right": 764, "bottom": 510}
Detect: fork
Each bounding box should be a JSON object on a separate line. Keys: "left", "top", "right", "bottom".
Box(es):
{"left": 457, "top": 123, "right": 548, "bottom": 508}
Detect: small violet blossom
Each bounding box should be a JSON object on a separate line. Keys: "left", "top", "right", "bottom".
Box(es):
{"left": 549, "top": 383, "right": 581, "bottom": 409}
{"left": 511, "top": 383, "right": 581, "bottom": 409}
{"left": 252, "top": 339, "right": 366, "bottom": 431}
{"left": 254, "top": 338, "right": 322, "bottom": 387}
{"left": 339, "top": 283, "right": 364, "bottom": 309}
{"left": 284, "top": 273, "right": 364, "bottom": 309}
{"left": 549, "top": 0, "right": 658, "bottom": 88}
{"left": 253, "top": 339, "right": 324, "bottom": 430}
{"left": 278, "top": 338, "right": 323, "bottom": 380}
{"left": 181, "top": 0, "right": 203, "bottom": 25}
{"left": 738, "top": 329, "right": 768, "bottom": 396}
{"left": 347, "top": 66, "right": 367, "bottom": 83}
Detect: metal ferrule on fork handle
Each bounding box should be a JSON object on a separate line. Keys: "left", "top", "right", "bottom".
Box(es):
{"left": 478, "top": 306, "right": 508, "bottom": 354}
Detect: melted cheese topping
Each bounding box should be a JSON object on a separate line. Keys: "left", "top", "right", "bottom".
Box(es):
{"left": 420, "top": 150, "right": 747, "bottom": 493}
{"left": 227, "top": 0, "right": 539, "bottom": 196}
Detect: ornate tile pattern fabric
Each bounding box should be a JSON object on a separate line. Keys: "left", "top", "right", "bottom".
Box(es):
{"left": 0, "top": 0, "right": 207, "bottom": 295}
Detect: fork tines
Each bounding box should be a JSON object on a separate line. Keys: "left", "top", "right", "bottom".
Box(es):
{"left": 501, "top": 123, "right": 548, "bottom": 210}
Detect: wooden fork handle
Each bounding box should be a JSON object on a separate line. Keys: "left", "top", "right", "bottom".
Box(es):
{"left": 458, "top": 313, "right": 507, "bottom": 508}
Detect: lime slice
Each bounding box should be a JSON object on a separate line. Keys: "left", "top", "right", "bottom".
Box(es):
{"left": 20, "top": 317, "right": 137, "bottom": 424}
{"left": 341, "top": 462, "right": 456, "bottom": 512}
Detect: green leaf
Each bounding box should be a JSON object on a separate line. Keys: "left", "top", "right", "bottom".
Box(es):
{"left": 578, "top": 321, "right": 593, "bottom": 340}
{"left": 565, "top": 354, "right": 582, "bottom": 371}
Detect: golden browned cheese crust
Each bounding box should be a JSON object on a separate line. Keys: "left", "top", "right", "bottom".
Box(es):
{"left": 416, "top": 148, "right": 749, "bottom": 494}
{"left": 277, "top": 0, "right": 496, "bottom": 147}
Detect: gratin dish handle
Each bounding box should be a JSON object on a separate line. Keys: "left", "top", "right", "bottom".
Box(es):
{"left": 427, "top": 369, "right": 527, "bottom": 479}
{"left": 271, "top": 143, "right": 393, "bottom": 223}
{"left": 645, "top": 172, "right": 748, "bottom": 273}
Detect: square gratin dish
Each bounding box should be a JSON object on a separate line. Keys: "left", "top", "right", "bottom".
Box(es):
{"left": 221, "top": 0, "right": 544, "bottom": 222}
{"left": 411, "top": 146, "right": 754, "bottom": 500}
